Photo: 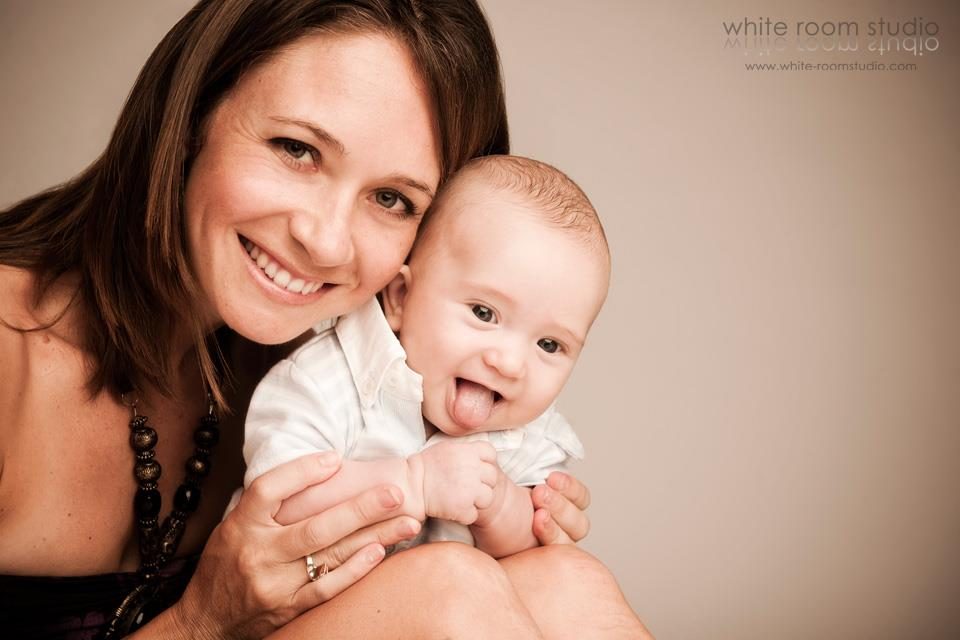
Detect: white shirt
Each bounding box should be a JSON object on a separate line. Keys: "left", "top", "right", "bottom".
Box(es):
{"left": 243, "top": 296, "right": 584, "bottom": 541}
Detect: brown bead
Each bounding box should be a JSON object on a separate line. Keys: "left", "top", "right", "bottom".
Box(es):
{"left": 194, "top": 426, "right": 219, "bottom": 448}
{"left": 130, "top": 427, "right": 158, "bottom": 452}
{"left": 185, "top": 455, "right": 210, "bottom": 477}
{"left": 134, "top": 460, "right": 161, "bottom": 483}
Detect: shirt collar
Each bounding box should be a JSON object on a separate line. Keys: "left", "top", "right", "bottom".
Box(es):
{"left": 325, "top": 296, "right": 421, "bottom": 408}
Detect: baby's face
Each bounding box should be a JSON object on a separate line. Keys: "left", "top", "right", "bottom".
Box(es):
{"left": 388, "top": 183, "right": 609, "bottom": 436}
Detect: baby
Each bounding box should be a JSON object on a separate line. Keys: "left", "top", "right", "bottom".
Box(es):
{"left": 243, "top": 155, "right": 610, "bottom": 558}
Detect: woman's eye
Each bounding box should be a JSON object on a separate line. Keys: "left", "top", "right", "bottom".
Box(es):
{"left": 375, "top": 189, "right": 417, "bottom": 218}
{"left": 537, "top": 338, "right": 561, "bottom": 354}
{"left": 273, "top": 138, "right": 318, "bottom": 166}
{"left": 283, "top": 140, "right": 310, "bottom": 158}
{"left": 472, "top": 304, "right": 496, "bottom": 323}
{"left": 376, "top": 190, "right": 399, "bottom": 208}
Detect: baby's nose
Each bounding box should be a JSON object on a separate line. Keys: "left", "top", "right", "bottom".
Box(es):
{"left": 482, "top": 346, "right": 526, "bottom": 379}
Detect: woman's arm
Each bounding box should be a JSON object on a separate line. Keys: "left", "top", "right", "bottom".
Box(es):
{"left": 129, "top": 453, "right": 420, "bottom": 640}
{"left": 275, "top": 456, "right": 426, "bottom": 524}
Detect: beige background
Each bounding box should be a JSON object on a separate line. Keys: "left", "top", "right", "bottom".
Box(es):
{"left": 2, "top": 1, "right": 958, "bottom": 638}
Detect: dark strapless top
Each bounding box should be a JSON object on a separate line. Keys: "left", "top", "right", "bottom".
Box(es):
{"left": 0, "top": 555, "right": 199, "bottom": 640}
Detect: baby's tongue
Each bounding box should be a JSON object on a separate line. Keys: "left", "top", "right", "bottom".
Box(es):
{"left": 452, "top": 380, "right": 494, "bottom": 429}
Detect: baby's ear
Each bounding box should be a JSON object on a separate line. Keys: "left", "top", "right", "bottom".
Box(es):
{"left": 382, "top": 265, "right": 412, "bottom": 332}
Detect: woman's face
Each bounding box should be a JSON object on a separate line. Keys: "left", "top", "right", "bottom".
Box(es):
{"left": 185, "top": 31, "right": 440, "bottom": 344}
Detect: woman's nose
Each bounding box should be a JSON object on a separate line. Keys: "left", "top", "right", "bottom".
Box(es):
{"left": 288, "top": 194, "right": 355, "bottom": 267}
{"left": 482, "top": 344, "right": 527, "bottom": 380}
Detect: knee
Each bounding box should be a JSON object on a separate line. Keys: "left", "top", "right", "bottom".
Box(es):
{"left": 401, "top": 542, "right": 513, "bottom": 601}
{"left": 524, "top": 544, "right": 619, "bottom": 591}
{"left": 506, "top": 546, "right": 653, "bottom": 638}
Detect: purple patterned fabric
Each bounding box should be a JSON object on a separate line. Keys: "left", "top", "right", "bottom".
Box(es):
{"left": 0, "top": 555, "right": 198, "bottom": 639}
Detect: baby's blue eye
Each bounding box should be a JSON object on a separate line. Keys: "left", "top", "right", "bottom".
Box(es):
{"left": 538, "top": 338, "right": 561, "bottom": 354}
{"left": 472, "top": 304, "right": 495, "bottom": 323}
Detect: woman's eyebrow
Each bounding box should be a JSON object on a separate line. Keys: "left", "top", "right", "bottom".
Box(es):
{"left": 269, "top": 116, "right": 345, "bottom": 156}
{"left": 389, "top": 175, "right": 435, "bottom": 199}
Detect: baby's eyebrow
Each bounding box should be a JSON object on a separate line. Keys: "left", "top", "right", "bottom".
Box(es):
{"left": 554, "top": 328, "right": 585, "bottom": 351}
{"left": 464, "top": 282, "right": 518, "bottom": 309}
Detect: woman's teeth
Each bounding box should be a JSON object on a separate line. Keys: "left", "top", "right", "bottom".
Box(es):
{"left": 244, "top": 240, "right": 323, "bottom": 295}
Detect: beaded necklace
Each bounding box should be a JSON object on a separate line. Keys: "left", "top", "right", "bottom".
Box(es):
{"left": 101, "top": 390, "right": 221, "bottom": 638}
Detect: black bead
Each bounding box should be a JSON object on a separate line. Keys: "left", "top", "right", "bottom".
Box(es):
{"left": 129, "top": 415, "right": 148, "bottom": 429}
{"left": 201, "top": 414, "right": 220, "bottom": 427}
{"left": 139, "top": 523, "right": 159, "bottom": 560}
{"left": 130, "top": 427, "right": 158, "bottom": 452}
{"left": 157, "top": 517, "right": 185, "bottom": 564}
{"left": 174, "top": 484, "right": 201, "bottom": 513}
{"left": 135, "top": 460, "right": 162, "bottom": 483}
{"left": 185, "top": 455, "right": 210, "bottom": 477}
{"left": 130, "top": 588, "right": 167, "bottom": 630}
{"left": 194, "top": 426, "right": 220, "bottom": 448}
{"left": 134, "top": 488, "right": 162, "bottom": 519}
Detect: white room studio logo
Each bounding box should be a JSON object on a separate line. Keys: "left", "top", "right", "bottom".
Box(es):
{"left": 723, "top": 16, "right": 941, "bottom": 58}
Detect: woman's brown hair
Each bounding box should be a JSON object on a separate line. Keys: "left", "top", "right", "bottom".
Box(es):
{"left": 0, "top": 0, "right": 509, "bottom": 407}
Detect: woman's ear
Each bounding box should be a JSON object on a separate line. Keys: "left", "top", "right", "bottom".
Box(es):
{"left": 382, "top": 265, "right": 412, "bottom": 332}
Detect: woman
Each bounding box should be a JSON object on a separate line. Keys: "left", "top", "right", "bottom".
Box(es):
{"left": 0, "top": 0, "right": 650, "bottom": 638}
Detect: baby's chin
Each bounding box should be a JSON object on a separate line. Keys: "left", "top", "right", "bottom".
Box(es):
{"left": 424, "top": 407, "right": 541, "bottom": 436}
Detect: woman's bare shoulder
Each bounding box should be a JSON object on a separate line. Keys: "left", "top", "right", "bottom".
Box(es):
{"left": 0, "top": 267, "right": 33, "bottom": 496}
{"left": 0, "top": 266, "right": 36, "bottom": 406}
{"left": 0, "top": 266, "right": 84, "bottom": 459}
{"left": 0, "top": 265, "right": 43, "bottom": 328}
{"left": 0, "top": 265, "right": 82, "bottom": 337}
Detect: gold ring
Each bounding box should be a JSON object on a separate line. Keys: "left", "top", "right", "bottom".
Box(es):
{"left": 305, "top": 554, "right": 328, "bottom": 582}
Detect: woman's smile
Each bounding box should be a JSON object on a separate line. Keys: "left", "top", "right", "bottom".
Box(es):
{"left": 241, "top": 236, "right": 331, "bottom": 296}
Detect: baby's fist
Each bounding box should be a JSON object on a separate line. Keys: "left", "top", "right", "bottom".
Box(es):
{"left": 414, "top": 441, "right": 499, "bottom": 525}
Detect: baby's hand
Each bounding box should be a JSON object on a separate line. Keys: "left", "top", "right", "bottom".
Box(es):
{"left": 409, "top": 441, "right": 499, "bottom": 525}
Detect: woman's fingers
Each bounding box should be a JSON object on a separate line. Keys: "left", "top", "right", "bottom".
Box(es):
{"left": 292, "top": 543, "right": 387, "bottom": 610}
{"left": 280, "top": 484, "right": 404, "bottom": 561}
{"left": 291, "top": 518, "right": 424, "bottom": 610}
{"left": 317, "top": 516, "right": 422, "bottom": 569}
{"left": 241, "top": 452, "right": 341, "bottom": 521}
{"left": 532, "top": 507, "right": 574, "bottom": 545}
{"left": 531, "top": 479, "right": 590, "bottom": 542}
{"left": 547, "top": 471, "right": 591, "bottom": 510}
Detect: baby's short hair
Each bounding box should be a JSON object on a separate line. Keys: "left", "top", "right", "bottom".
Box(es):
{"left": 414, "top": 155, "right": 609, "bottom": 262}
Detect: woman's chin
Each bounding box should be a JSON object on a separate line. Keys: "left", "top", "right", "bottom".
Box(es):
{"left": 222, "top": 311, "right": 309, "bottom": 346}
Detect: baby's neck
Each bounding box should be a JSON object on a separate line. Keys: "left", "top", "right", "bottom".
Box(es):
{"left": 422, "top": 418, "right": 440, "bottom": 440}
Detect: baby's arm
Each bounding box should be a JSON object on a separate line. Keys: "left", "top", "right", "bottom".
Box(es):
{"left": 470, "top": 406, "right": 585, "bottom": 558}
{"left": 470, "top": 470, "right": 539, "bottom": 558}
{"left": 277, "top": 440, "right": 499, "bottom": 527}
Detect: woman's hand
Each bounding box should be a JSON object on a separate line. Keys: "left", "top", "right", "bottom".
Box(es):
{"left": 530, "top": 471, "right": 591, "bottom": 545}
{"left": 171, "top": 452, "right": 421, "bottom": 640}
